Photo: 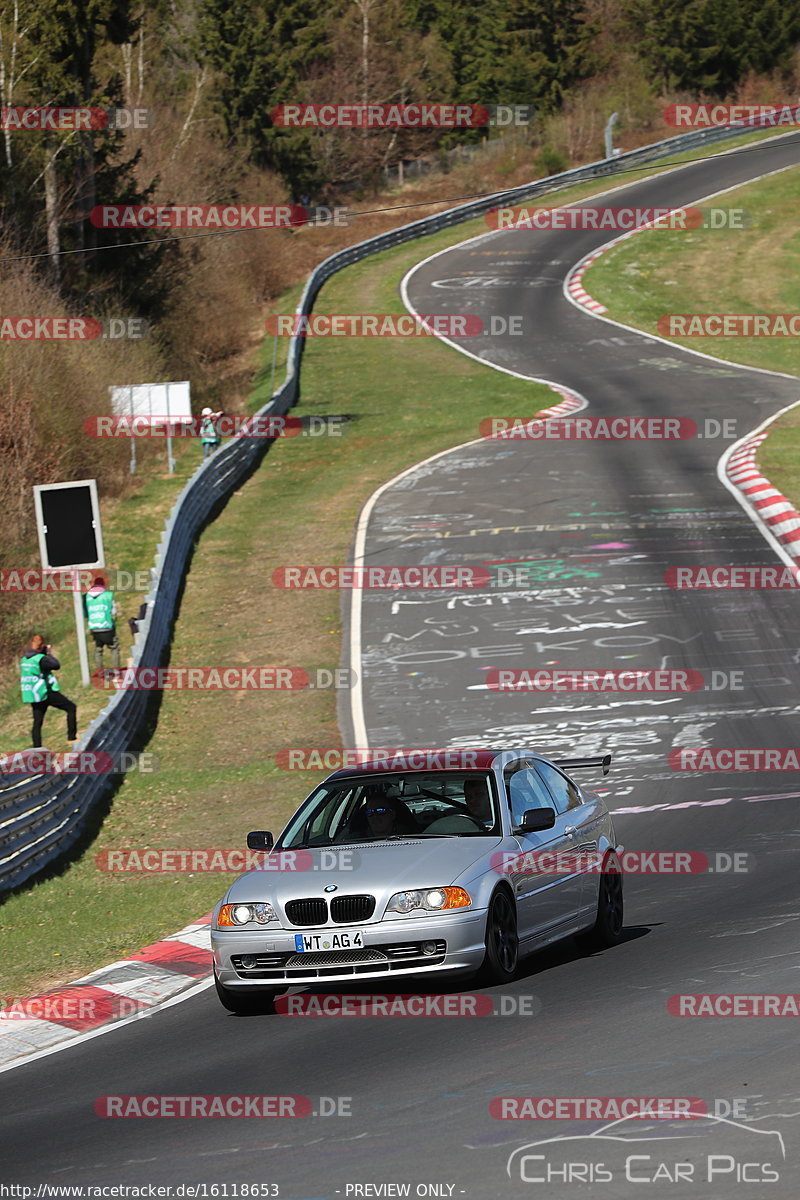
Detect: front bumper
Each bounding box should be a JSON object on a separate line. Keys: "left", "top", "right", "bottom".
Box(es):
{"left": 212, "top": 909, "right": 487, "bottom": 989}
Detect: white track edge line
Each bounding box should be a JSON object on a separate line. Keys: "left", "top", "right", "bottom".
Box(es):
{"left": 347, "top": 387, "right": 588, "bottom": 748}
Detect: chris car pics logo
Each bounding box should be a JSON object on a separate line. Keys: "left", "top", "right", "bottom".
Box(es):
{"left": 506, "top": 1113, "right": 785, "bottom": 1186}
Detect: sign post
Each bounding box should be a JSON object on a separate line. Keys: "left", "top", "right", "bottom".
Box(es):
{"left": 128, "top": 386, "right": 136, "bottom": 475}
{"left": 604, "top": 111, "right": 619, "bottom": 159}
{"left": 72, "top": 584, "right": 91, "bottom": 687}
{"left": 165, "top": 382, "right": 175, "bottom": 473}
{"left": 32, "top": 479, "right": 105, "bottom": 687}
{"left": 269, "top": 332, "right": 279, "bottom": 397}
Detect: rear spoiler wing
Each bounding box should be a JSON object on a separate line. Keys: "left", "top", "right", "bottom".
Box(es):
{"left": 553, "top": 754, "right": 612, "bottom": 776}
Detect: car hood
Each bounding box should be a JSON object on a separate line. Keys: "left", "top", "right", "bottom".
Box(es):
{"left": 224, "top": 837, "right": 504, "bottom": 902}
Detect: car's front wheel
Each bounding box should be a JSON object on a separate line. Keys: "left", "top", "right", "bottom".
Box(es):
{"left": 479, "top": 888, "right": 519, "bottom": 984}
{"left": 214, "top": 971, "right": 277, "bottom": 1015}
{"left": 577, "top": 853, "right": 624, "bottom": 951}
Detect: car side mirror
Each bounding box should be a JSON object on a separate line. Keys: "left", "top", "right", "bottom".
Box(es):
{"left": 519, "top": 807, "right": 556, "bottom": 832}
{"left": 246, "top": 830, "right": 274, "bottom": 850}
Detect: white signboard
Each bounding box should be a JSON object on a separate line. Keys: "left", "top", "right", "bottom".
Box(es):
{"left": 109, "top": 381, "right": 193, "bottom": 473}
{"left": 110, "top": 381, "right": 192, "bottom": 424}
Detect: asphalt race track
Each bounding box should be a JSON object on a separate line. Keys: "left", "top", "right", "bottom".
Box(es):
{"left": 3, "top": 132, "right": 800, "bottom": 1200}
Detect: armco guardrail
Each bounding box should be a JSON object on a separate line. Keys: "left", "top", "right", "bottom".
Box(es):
{"left": 0, "top": 115, "right": 785, "bottom": 893}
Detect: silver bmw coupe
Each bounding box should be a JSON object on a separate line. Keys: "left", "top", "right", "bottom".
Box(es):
{"left": 211, "top": 750, "right": 623, "bottom": 1013}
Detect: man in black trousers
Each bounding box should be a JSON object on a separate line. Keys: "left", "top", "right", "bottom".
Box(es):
{"left": 20, "top": 633, "right": 78, "bottom": 748}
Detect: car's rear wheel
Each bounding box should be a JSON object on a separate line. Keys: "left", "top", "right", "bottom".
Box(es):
{"left": 479, "top": 888, "right": 519, "bottom": 984}
{"left": 577, "top": 853, "right": 624, "bottom": 951}
{"left": 214, "top": 971, "right": 277, "bottom": 1015}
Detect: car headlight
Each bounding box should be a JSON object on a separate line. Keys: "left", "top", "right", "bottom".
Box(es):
{"left": 217, "top": 901, "right": 276, "bottom": 927}
{"left": 386, "top": 887, "right": 471, "bottom": 914}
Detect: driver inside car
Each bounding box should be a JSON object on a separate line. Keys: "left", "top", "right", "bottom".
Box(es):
{"left": 343, "top": 785, "right": 419, "bottom": 839}
{"left": 422, "top": 777, "right": 495, "bottom": 834}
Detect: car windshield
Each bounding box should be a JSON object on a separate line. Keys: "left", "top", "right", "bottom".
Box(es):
{"left": 278, "top": 771, "right": 500, "bottom": 848}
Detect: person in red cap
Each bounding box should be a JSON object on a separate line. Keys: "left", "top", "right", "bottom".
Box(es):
{"left": 83, "top": 575, "right": 121, "bottom": 675}
{"left": 20, "top": 634, "right": 78, "bottom": 747}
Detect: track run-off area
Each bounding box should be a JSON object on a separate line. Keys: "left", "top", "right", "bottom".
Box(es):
{"left": 3, "top": 132, "right": 800, "bottom": 1200}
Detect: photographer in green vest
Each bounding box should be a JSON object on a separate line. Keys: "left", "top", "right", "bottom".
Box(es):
{"left": 200, "top": 407, "right": 223, "bottom": 459}
{"left": 20, "top": 634, "right": 78, "bottom": 748}
{"left": 83, "top": 575, "right": 121, "bottom": 675}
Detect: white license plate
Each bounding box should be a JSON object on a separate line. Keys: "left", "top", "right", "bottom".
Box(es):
{"left": 294, "top": 930, "right": 365, "bottom": 953}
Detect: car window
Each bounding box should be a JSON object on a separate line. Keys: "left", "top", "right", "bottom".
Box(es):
{"left": 305, "top": 784, "right": 358, "bottom": 842}
{"left": 505, "top": 766, "right": 555, "bottom": 828}
{"left": 534, "top": 761, "right": 583, "bottom": 814}
{"left": 278, "top": 771, "right": 500, "bottom": 846}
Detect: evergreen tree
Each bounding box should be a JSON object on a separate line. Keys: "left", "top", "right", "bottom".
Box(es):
{"left": 625, "top": 0, "right": 800, "bottom": 95}
{"left": 196, "top": 0, "right": 328, "bottom": 193}
{"left": 501, "top": 0, "right": 597, "bottom": 109}
{"left": 403, "top": 0, "right": 595, "bottom": 115}
{"left": 13, "top": 0, "right": 171, "bottom": 310}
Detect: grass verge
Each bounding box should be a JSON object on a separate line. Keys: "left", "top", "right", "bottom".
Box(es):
{"left": 581, "top": 163, "right": 800, "bottom": 375}
{"left": 756, "top": 403, "right": 800, "bottom": 507}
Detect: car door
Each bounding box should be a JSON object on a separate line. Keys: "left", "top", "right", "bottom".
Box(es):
{"left": 504, "top": 761, "right": 585, "bottom": 942}
{"left": 533, "top": 759, "right": 599, "bottom": 921}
